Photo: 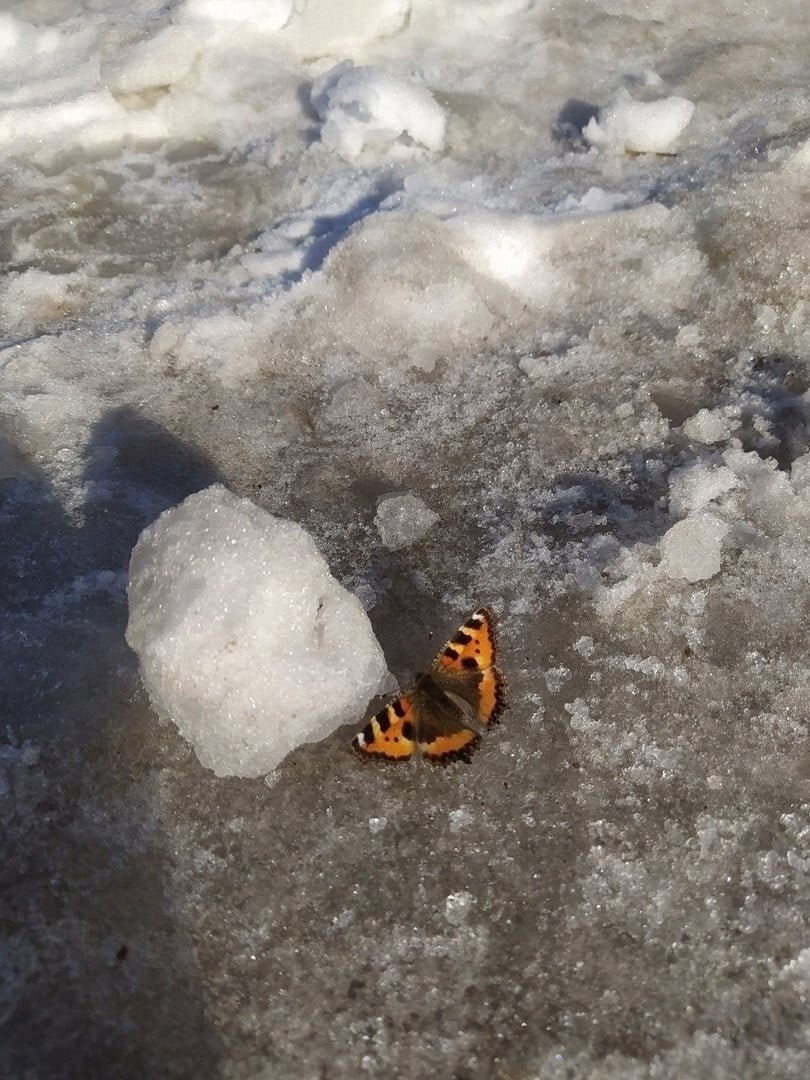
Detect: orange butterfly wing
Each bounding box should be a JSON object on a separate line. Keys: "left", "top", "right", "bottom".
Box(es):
{"left": 417, "top": 722, "right": 480, "bottom": 765}
{"left": 432, "top": 606, "right": 507, "bottom": 727}
{"left": 351, "top": 694, "right": 416, "bottom": 762}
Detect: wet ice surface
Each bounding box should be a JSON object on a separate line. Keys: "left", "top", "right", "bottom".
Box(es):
{"left": 2, "top": 1, "right": 810, "bottom": 1077}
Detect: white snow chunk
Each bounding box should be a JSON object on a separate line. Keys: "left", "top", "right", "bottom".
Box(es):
{"left": 311, "top": 61, "right": 446, "bottom": 159}
{"left": 125, "top": 485, "right": 389, "bottom": 777}
{"left": 658, "top": 512, "right": 729, "bottom": 583}
{"left": 682, "top": 407, "right": 736, "bottom": 444}
{"left": 374, "top": 493, "right": 439, "bottom": 551}
{"left": 584, "top": 93, "right": 695, "bottom": 154}
{"left": 668, "top": 460, "right": 741, "bottom": 516}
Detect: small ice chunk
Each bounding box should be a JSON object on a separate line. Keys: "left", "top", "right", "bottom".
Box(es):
{"left": 756, "top": 304, "right": 779, "bottom": 332}
{"left": 564, "top": 698, "right": 592, "bottom": 730}
{"left": 574, "top": 636, "right": 595, "bottom": 657}
{"left": 311, "top": 61, "right": 446, "bottom": 159}
{"left": 126, "top": 485, "right": 389, "bottom": 777}
{"left": 368, "top": 816, "right": 387, "bottom": 834}
{"left": 584, "top": 93, "right": 695, "bottom": 154}
{"left": 444, "top": 891, "right": 474, "bottom": 925}
{"left": 449, "top": 808, "right": 475, "bottom": 832}
{"left": 374, "top": 494, "right": 439, "bottom": 551}
{"left": 682, "top": 408, "right": 736, "bottom": 444}
{"left": 658, "top": 512, "right": 729, "bottom": 582}
{"left": 668, "top": 461, "right": 741, "bottom": 515}
{"left": 676, "top": 324, "right": 701, "bottom": 347}
{"left": 544, "top": 666, "right": 571, "bottom": 693}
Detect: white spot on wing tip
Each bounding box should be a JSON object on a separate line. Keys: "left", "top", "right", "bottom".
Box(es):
{"left": 355, "top": 733, "right": 365, "bottom": 748}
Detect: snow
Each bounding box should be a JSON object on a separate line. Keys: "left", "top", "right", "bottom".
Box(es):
{"left": 658, "top": 511, "right": 729, "bottom": 582}
{"left": 178, "top": 0, "right": 293, "bottom": 28}
{"left": 583, "top": 93, "right": 696, "bottom": 154}
{"left": 126, "top": 485, "right": 389, "bottom": 776}
{"left": 311, "top": 61, "right": 446, "bottom": 159}
{"left": 3, "top": 0, "right": 810, "bottom": 1076}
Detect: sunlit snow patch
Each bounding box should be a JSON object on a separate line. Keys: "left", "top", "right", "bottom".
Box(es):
{"left": 177, "top": 0, "right": 293, "bottom": 27}
{"left": 446, "top": 210, "right": 558, "bottom": 301}
{"left": 278, "top": 0, "right": 409, "bottom": 56}
{"left": 583, "top": 92, "right": 695, "bottom": 154}
{"left": 311, "top": 61, "right": 446, "bottom": 159}
{"left": 126, "top": 485, "right": 389, "bottom": 777}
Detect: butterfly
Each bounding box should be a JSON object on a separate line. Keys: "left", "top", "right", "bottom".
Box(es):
{"left": 352, "top": 607, "right": 507, "bottom": 765}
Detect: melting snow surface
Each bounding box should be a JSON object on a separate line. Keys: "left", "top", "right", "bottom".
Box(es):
{"left": 2, "top": 1, "right": 810, "bottom": 1077}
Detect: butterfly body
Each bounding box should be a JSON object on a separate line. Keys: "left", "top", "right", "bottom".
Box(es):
{"left": 352, "top": 607, "right": 507, "bottom": 766}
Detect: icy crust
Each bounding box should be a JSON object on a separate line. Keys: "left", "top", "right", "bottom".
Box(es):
{"left": 125, "top": 485, "right": 389, "bottom": 777}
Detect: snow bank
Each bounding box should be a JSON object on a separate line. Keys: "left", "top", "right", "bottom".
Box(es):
{"left": 125, "top": 485, "right": 389, "bottom": 777}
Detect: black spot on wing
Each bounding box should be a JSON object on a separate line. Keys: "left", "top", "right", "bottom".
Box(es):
{"left": 392, "top": 698, "right": 407, "bottom": 718}
{"left": 376, "top": 709, "right": 391, "bottom": 733}
{"left": 444, "top": 647, "right": 459, "bottom": 660}
{"left": 402, "top": 720, "right": 415, "bottom": 741}
{"left": 452, "top": 630, "right": 472, "bottom": 645}
{"left": 461, "top": 657, "right": 479, "bottom": 669}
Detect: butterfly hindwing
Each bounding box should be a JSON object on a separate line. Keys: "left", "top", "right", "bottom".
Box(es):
{"left": 352, "top": 695, "right": 416, "bottom": 762}
{"left": 431, "top": 607, "right": 507, "bottom": 727}
{"left": 414, "top": 698, "right": 481, "bottom": 766}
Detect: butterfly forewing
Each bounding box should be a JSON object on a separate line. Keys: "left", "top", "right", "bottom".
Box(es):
{"left": 352, "top": 695, "right": 416, "bottom": 762}
{"left": 431, "top": 607, "right": 507, "bottom": 727}
{"left": 434, "top": 606, "right": 498, "bottom": 672}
